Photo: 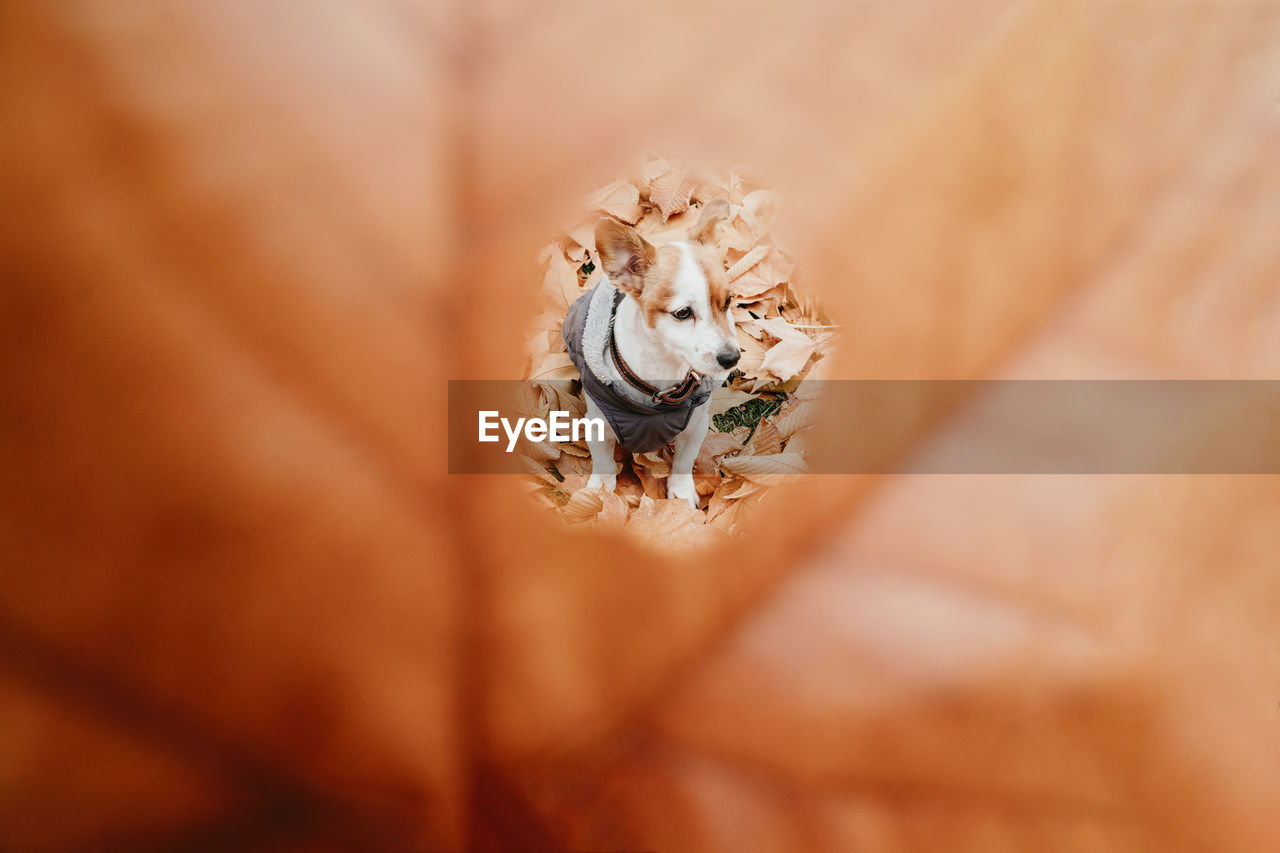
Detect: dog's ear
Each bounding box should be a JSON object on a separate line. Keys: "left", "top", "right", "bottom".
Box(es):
{"left": 595, "top": 217, "right": 656, "bottom": 295}
{"left": 687, "top": 198, "right": 730, "bottom": 245}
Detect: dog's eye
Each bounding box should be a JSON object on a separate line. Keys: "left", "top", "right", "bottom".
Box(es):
{"left": 671, "top": 306, "right": 693, "bottom": 320}
{"left": 723, "top": 296, "right": 733, "bottom": 311}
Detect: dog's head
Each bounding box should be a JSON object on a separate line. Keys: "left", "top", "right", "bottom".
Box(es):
{"left": 594, "top": 199, "right": 740, "bottom": 377}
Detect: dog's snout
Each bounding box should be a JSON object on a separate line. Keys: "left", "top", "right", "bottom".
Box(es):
{"left": 716, "top": 347, "right": 741, "bottom": 369}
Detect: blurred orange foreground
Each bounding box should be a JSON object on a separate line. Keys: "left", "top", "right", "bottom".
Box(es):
{"left": 2, "top": 2, "right": 1279, "bottom": 851}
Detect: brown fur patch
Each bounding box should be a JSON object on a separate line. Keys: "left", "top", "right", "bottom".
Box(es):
{"left": 595, "top": 218, "right": 657, "bottom": 294}
{"left": 635, "top": 245, "right": 684, "bottom": 327}
{"left": 688, "top": 198, "right": 730, "bottom": 245}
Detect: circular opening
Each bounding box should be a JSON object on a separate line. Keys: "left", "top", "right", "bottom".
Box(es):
{"left": 521, "top": 158, "right": 837, "bottom": 547}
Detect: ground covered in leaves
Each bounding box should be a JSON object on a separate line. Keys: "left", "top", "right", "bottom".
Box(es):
{"left": 523, "top": 160, "right": 836, "bottom": 540}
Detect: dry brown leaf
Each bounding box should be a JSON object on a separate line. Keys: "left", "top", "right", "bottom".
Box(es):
{"left": 691, "top": 183, "right": 730, "bottom": 204}
{"left": 648, "top": 166, "right": 698, "bottom": 221}
{"left": 725, "top": 479, "right": 763, "bottom": 500}
{"left": 521, "top": 455, "right": 562, "bottom": 486}
{"left": 543, "top": 250, "right": 586, "bottom": 310}
{"left": 586, "top": 178, "right": 644, "bottom": 225}
{"left": 730, "top": 306, "right": 759, "bottom": 328}
{"left": 733, "top": 248, "right": 793, "bottom": 300}
{"left": 557, "top": 441, "right": 591, "bottom": 459}
{"left": 623, "top": 495, "right": 725, "bottom": 552}
{"left": 555, "top": 454, "right": 594, "bottom": 480}
{"left": 725, "top": 245, "right": 770, "bottom": 283}
{"left": 529, "top": 310, "right": 565, "bottom": 333}
{"left": 695, "top": 431, "right": 747, "bottom": 472}
{"left": 755, "top": 317, "right": 818, "bottom": 385}
{"left": 704, "top": 490, "right": 734, "bottom": 524}
{"left": 633, "top": 463, "right": 668, "bottom": 500}
{"left": 635, "top": 209, "right": 696, "bottom": 247}
{"left": 523, "top": 440, "right": 561, "bottom": 463}
{"left": 694, "top": 474, "right": 718, "bottom": 497}
{"left": 770, "top": 400, "right": 817, "bottom": 439}
{"left": 536, "top": 382, "right": 587, "bottom": 418}
{"left": 782, "top": 429, "right": 811, "bottom": 460}
{"left": 741, "top": 189, "right": 777, "bottom": 237}
{"left": 559, "top": 235, "right": 590, "bottom": 264}
{"left": 567, "top": 220, "right": 597, "bottom": 255}
{"left": 635, "top": 157, "right": 674, "bottom": 194}
{"left": 594, "top": 490, "right": 630, "bottom": 527}
{"left": 561, "top": 486, "right": 605, "bottom": 522}
{"left": 702, "top": 492, "right": 753, "bottom": 533}
{"left": 633, "top": 450, "right": 671, "bottom": 478}
{"left": 707, "top": 388, "right": 757, "bottom": 418}
{"left": 528, "top": 351, "right": 579, "bottom": 381}
{"left": 739, "top": 291, "right": 783, "bottom": 318}
{"left": 716, "top": 218, "right": 756, "bottom": 255}
{"left": 704, "top": 473, "right": 758, "bottom": 522}
{"left": 735, "top": 335, "right": 769, "bottom": 379}
{"left": 717, "top": 451, "right": 808, "bottom": 481}
{"left": 745, "top": 419, "right": 784, "bottom": 457}
{"left": 614, "top": 470, "right": 646, "bottom": 507}
{"left": 714, "top": 170, "right": 747, "bottom": 205}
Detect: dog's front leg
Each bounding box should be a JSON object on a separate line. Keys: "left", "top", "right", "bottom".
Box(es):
{"left": 668, "top": 402, "right": 710, "bottom": 509}
{"left": 583, "top": 395, "right": 618, "bottom": 492}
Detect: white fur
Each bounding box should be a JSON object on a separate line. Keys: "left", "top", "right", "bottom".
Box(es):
{"left": 583, "top": 393, "right": 618, "bottom": 493}
{"left": 667, "top": 403, "right": 711, "bottom": 507}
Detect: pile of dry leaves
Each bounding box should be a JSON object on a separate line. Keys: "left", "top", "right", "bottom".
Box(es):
{"left": 522, "top": 158, "right": 837, "bottom": 543}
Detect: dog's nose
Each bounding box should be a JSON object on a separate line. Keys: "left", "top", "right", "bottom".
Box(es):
{"left": 716, "top": 347, "right": 741, "bottom": 369}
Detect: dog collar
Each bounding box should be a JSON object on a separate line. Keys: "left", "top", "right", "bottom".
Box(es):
{"left": 607, "top": 293, "right": 704, "bottom": 406}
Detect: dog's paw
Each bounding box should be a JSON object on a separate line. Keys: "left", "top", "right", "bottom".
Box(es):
{"left": 587, "top": 473, "right": 617, "bottom": 492}
{"left": 667, "top": 474, "right": 699, "bottom": 510}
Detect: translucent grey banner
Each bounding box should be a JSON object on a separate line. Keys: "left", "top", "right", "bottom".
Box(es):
{"left": 448, "top": 380, "right": 1280, "bottom": 474}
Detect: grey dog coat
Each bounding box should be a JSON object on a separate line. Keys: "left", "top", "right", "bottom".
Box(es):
{"left": 562, "top": 277, "right": 718, "bottom": 453}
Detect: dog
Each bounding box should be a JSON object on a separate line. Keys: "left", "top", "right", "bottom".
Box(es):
{"left": 561, "top": 199, "right": 740, "bottom": 509}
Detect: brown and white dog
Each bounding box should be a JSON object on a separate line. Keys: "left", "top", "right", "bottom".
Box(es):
{"left": 581, "top": 199, "right": 740, "bottom": 508}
